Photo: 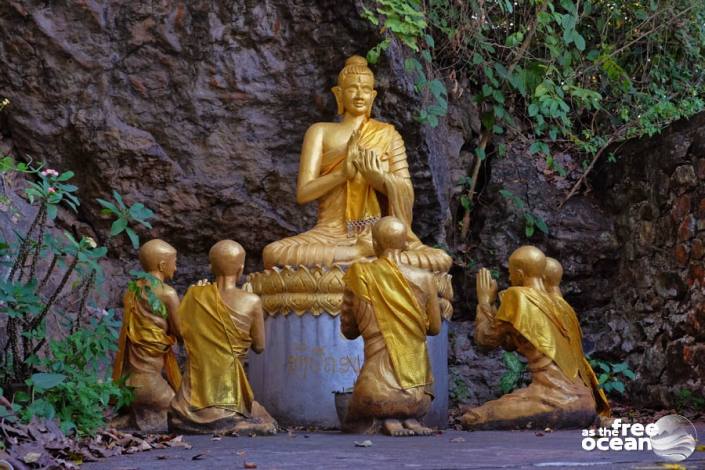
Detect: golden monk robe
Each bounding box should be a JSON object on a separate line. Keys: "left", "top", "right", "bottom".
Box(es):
{"left": 341, "top": 217, "right": 441, "bottom": 436}
{"left": 262, "top": 55, "right": 451, "bottom": 273}
{"left": 113, "top": 239, "right": 181, "bottom": 432}
{"left": 461, "top": 246, "right": 609, "bottom": 430}
{"left": 543, "top": 257, "right": 610, "bottom": 418}
{"left": 169, "top": 240, "right": 276, "bottom": 435}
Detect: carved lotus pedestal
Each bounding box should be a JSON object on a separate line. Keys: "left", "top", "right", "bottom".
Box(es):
{"left": 245, "top": 265, "right": 453, "bottom": 428}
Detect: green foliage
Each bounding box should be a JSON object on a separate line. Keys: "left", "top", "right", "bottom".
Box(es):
{"left": 499, "top": 189, "right": 549, "bottom": 238}
{"left": 675, "top": 388, "right": 705, "bottom": 413}
{"left": 588, "top": 358, "right": 636, "bottom": 396}
{"left": 499, "top": 351, "right": 529, "bottom": 394}
{"left": 449, "top": 370, "right": 471, "bottom": 403}
{"left": 0, "top": 157, "right": 155, "bottom": 434}
{"left": 363, "top": 0, "right": 705, "bottom": 175}
{"left": 25, "top": 169, "right": 79, "bottom": 220}
{"left": 127, "top": 270, "right": 167, "bottom": 319}
{"left": 362, "top": 1, "right": 448, "bottom": 127}
{"left": 97, "top": 191, "right": 154, "bottom": 249}
{"left": 14, "top": 312, "right": 133, "bottom": 435}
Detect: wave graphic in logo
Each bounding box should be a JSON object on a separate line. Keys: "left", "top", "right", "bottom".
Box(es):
{"left": 649, "top": 414, "right": 697, "bottom": 462}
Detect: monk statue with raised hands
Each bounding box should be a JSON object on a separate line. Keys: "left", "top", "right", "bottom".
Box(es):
{"left": 461, "top": 246, "right": 609, "bottom": 430}
{"left": 341, "top": 216, "right": 441, "bottom": 436}
{"left": 262, "top": 55, "right": 451, "bottom": 273}
{"left": 113, "top": 239, "right": 182, "bottom": 432}
{"left": 169, "top": 240, "right": 276, "bottom": 435}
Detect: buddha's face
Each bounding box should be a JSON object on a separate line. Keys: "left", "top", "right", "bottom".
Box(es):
{"left": 335, "top": 73, "right": 376, "bottom": 116}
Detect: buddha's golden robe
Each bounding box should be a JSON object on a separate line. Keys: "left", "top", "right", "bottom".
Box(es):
{"left": 464, "top": 287, "right": 609, "bottom": 429}
{"left": 170, "top": 284, "right": 269, "bottom": 433}
{"left": 113, "top": 291, "right": 181, "bottom": 416}
{"left": 263, "top": 119, "right": 452, "bottom": 273}
{"left": 341, "top": 257, "right": 433, "bottom": 429}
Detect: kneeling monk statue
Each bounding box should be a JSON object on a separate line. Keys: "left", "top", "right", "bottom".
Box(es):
{"left": 113, "top": 239, "right": 182, "bottom": 432}
{"left": 461, "top": 246, "right": 610, "bottom": 430}
{"left": 341, "top": 216, "right": 441, "bottom": 436}
{"left": 262, "top": 55, "right": 451, "bottom": 273}
{"left": 169, "top": 240, "right": 276, "bottom": 435}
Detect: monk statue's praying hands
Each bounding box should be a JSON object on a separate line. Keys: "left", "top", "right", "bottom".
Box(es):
{"left": 461, "top": 246, "right": 610, "bottom": 430}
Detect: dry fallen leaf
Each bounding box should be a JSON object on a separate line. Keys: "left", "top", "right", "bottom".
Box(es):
{"left": 244, "top": 462, "right": 257, "bottom": 469}
{"left": 696, "top": 445, "right": 705, "bottom": 452}
{"left": 534, "top": 432, "right": 544, "bottom": 437}
{"left": 192, "top": 452, "right": 208, "bottom": 460}
{"left": 22, "top": 452, "right": 42, "bottom": 463}
{"left": 354, "top": 440, "right": 373, "bottom": 447}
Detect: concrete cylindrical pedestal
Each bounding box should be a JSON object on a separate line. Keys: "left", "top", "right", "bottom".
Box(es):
{"left": 248, "top": 313, "right": 448, "bottom": 428}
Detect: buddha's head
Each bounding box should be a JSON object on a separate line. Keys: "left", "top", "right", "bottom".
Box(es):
{"left": 543, "top": 257, "right": 563, "bottom": 295}
{"left": 209, "top": 239, "right": 246, "bottom": 278}
{"left": 139, "top": 239, "right": 177, "bottom": 280}
{"left": 372, "top": 216, "right": 407, "bottom": 257}
{"left": 508, "top": 245, "right": 546, "bottom": 288}
{"left": 332, "top": 55, "right": 377, "bottom": 118}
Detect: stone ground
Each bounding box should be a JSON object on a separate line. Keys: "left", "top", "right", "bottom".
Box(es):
{"left": 83, "top": 425, "right": 705, "bottom": 470}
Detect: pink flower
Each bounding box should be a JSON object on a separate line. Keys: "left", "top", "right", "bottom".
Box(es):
{"left": 41, "top": 169, "right": 59, "bottom": 178}
{"left": 47, "top": 187, "right": 56, "bottom": 194}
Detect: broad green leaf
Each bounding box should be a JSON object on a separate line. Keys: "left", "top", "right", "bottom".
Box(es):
{"left": 612, "top": 381, "right": 626, "bottom": 394}
{"left": 96, "top": 198, "right": 119, "bottom": 214}
{"left": 110, "top": 218, "right": 128, "bottom": 236}
{"left": 56, "top": 171, "right": 74, "bottom": 182}
{"left": 31, "top": 372, "right": 66, "bottom": 391}
{"left": 125, "top": 227, "right": 139, "bottom": 249}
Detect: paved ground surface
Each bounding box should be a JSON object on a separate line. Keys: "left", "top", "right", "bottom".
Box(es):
{"left": 83, "top": 424, "right": 705, "bottom": 470}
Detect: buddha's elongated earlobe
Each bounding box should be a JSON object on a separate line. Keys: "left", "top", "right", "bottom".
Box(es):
{"left": 366, "top": 90, "right": 378, "bottom": 118}
{"left": 332, "top": 86, "right": 344, "bottom": 115}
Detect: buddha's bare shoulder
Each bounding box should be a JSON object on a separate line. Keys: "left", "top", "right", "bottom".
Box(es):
{"left": 235, "top": 290, "right": 262, "bottom": 308}
{"left": 305, "top": 122, "right": 340, "bottom": 134}
{"left": 155, "top": 283, "right": 178, "bottom": 301}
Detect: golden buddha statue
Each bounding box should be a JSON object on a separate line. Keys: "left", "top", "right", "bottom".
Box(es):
{"left": 169, "top": 240, "right": 276, "bottom": 435}
{"left": 461, "top": 246, "right": 610, "bottom": 430}
{"left": 262, "top": 55, "right": 451, "bottom": 273}
{"left": 113, "top": 239, "right": 182, "bottom": 432}
{"left": 340, "top": 217, "right": 441, "bottom": 436}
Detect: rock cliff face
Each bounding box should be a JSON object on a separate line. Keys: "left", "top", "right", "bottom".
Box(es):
{"left": 590, "top": 114, "right": 705, "bottom": 407}
{"left": 0, "top": 1, "right": 467, "bottom": 290}
{"left": 1, "top": 1, "right": 703, "bottom": 410}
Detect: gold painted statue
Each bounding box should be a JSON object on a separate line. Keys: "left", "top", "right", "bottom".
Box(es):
{"left": 113, "top": 239, "right": 182, "bottom": 432}
{"left": 341, "top": 217, "right": 441, "bottom": 436}
{"left": 169, "top": 240, "right": 276, "bottom": 435}
{"left": 461, "top": 246, "right": 610, "bottom": 430}
{"left": 262, "top": 55, "right": 451, "bottom": 273}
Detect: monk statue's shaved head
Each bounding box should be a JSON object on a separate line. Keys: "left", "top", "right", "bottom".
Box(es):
{"left": 139, "top": 239, "right": 177, "bottom": 272}
{"left": 544, "top": 257, "right": 564, "bottom": 291}
{"left": 508, "top": 245, "right": 547, "bottom": 288}
{"left": 209, "top": 240, "right": 246, "bottom": 276}
{"left": 372, "top": 217, "right": 407, "bottom": 255}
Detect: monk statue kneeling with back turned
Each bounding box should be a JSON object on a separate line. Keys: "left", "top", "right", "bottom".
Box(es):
{"left": 461, "top": 246, "right": 610, "bottom": 430}
{"left": 341, "top": 216, "right": 440, "bottom": 436}
{"left": 113, "top": 239, "right": 182, "bottom": 432}
{"left": 169, "top": 240, "right": 276, "bottom": 435}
